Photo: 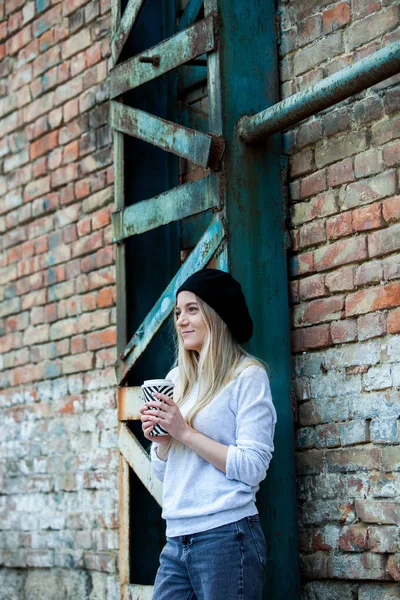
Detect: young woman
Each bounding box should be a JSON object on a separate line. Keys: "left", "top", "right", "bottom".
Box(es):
{"left": 140, "top": 268, "right": 277, "bottom": 600}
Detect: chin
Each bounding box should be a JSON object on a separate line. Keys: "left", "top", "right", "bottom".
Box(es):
{"left": 183, "top": 341, "right": 200, "bottom": 352}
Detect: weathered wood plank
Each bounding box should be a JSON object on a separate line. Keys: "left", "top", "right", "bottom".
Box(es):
{"left": 177, "top": 0, "right": 204, "bottom": 32}
{"left": 118, "top": 423, "right": 163, "bottom": 506}
{"left": 118, "top": 387, "right": 142, "bottom": 421}
{"left": 111, "top": 0, "right": 145, "bottom": 64}
{"left": 115, "top": 213, "right": 225, "bottom": 384}
{"left": 119, "top": 451, "right": 131, "bottom": 586}
{"left": 110, "top": 16, "right": 215, "bottom": 96}
{"left": 110, "top": 102, "right": 224, "bottom": 170}
{"left": 112, "top": 174, "right": 220, "bottom": 241}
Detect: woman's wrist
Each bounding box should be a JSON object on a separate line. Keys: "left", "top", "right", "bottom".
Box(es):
{"left": 178, "top": 425, "right": 196, "bottom": 448}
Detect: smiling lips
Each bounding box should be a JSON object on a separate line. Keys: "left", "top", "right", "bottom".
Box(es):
{"left": 182, "top": 330, "right": 194, "bottom": 335}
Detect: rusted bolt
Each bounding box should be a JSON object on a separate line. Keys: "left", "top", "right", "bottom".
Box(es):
{"left": 138, "top": 55, "right": 160, "bottom": 67}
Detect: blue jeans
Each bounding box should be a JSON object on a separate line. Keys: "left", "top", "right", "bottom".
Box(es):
{"left": 153, "top": 515, "right": 267, "bottom": 600}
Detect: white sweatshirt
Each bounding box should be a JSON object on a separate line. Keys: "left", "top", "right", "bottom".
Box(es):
{"left": 150, "top": 363, "right": 277, "bottom": 537}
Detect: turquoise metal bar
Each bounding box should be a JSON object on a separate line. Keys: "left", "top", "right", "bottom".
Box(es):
{"left": 177, "top": 0, "right": 203, "bottom": 32}
{"left": 204, "top": 0, "right": 300, "bottom": 597}
{"left": 111, "top": 0, "right": 145, "bottom": 64}
{"left": 179, "top": 64, "right": 208, "bottom": 93}
{"left": 239, "top": 40, "right": 400, "bottom": 143}
{"left": 116, "top": 213, "right": 226, "bottom": 384}
{"left": 110, "top": 101, "right": 224, "bottom": 169}
{"left": 112, "top": 175, "right": 221, "bottom": 241}
{"left": 110, "top": 15, "right": 215, "bottom": 97}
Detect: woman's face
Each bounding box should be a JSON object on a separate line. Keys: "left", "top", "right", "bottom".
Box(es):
{"left": 175, "top": 291, "right": 207, "bottom": 353}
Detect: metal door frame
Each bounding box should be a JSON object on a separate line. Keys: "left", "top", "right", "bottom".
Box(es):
{"left": 109, "top": 2, "right": 300, "bottom": 598}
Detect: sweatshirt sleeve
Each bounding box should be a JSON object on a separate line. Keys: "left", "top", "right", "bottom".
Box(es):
{"left": 150, "top": 443, "right": 168, "bottom": 482}
{"left": 226, "top": 366, "right": 277, "bottom": 487}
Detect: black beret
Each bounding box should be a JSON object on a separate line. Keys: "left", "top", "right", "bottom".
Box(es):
{"left": 176, "top": 268, "right": 253, "bottom": 344}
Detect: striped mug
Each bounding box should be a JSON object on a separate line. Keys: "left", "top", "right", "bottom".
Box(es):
{"left": 141, "top": 379, "right": 175, "bottom": 436}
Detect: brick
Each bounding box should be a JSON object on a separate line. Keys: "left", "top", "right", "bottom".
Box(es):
{"left": 326, "top": 212, "right": 353, "bottom": 240}
{"left": 383, "top": 254, "right": 400, "bottom": 281}
{"left": 82, "top": 186, "right": 113, "bottom": 213}
{"left": 297, "top": 119, "right": 323, "bottom": 150}
{"left": 323, "top": 2, "right": 350, "bottom": 32}
{"left": 340, "top": 170, "right": 397, "bottom": 210}
{"left": 330, "top": 552, "right": 388, "bottom": 580}
{"left": 297, "top": 427, "right": 317, "bottom": 450}
{"left": 296, "top": 449, "right": 324, "bottom": 475}
{"left": 354, "top": 261, "right": 383, "bottom": 287}
{"left": 331, "top": 319, "right": 357, "bottom": 344}
{"left": 54, "top": 76, "right": 83, "bottom": 106}
{"left": 364, "top": 364, "right": 392, "bottom": 391}
{"left": 30, "top": 131, "right": 58, "bottom": 160}
{"left": 315, "top": 131, "right": 367, "bottom": 169}
{"left": 369, "top": 223, "right": 400, "bottom": 257}
{"left": 357, "top": 312, "right": 387, "bottom": 341}
{"left": 294, "top": 31, "right": 342, "bottom": 76}
{"left": 347, "top": 282, "right": 400, "bottom": 316}
{"left": 339, "top": 420, "right": 369, "bottom": 446}
{"left": 289, "top": 149, "right": 313, "bottom": 178}
{"left": 293, "top": 296, "right": 344, "bottom": 327}
{"left": 315, "top": 237, "right": 367, "bottom": 271}
{"left": 327, "top": 157, "right": 354, "bottom": 187}
{"left": 355, "top": 149, "right": 384, "bottom": 178}
{"left": 97, "top": 287, "right": 115, "bottom": 308}
{"left": 297, "top": 15, "right": 323, "bottom": 47}
{"left": 295, "top": 324, "right": 332, "bottom": 351}
{"left": 353, "top": 95, "right": 383, "bottom": 126}
{"left": 352, "top": 0, "right": 381, "bottom": 20}
{"left": 355, "top": 500, "right": 400, "bottom": 525}
{"left": 62, "top": 29, "right": 91, "bottom": 60}
{"left": 327, "top": 447, "right": 381, "bottom": 472}
{"left": 51, "top": 164, "right": 78, "bottom": 188}
{"left": 353, "top": 202, "right": 383, "bottom": 232}
{"left": 382, "top": 447, "right": 400, "bottom": 472}
{"left": 382, "top": 197, "right": 400, "bottom": 224}
{"left": 303, "top": 582, "right": 356, "bottom": 600}
{"left": 387, "top": 308, "right": 400, "bottom": 334}
{"left": 83, "top": 551, "right": 117, "bottom": 573}
{"left": 371, "top": 114, "right": 400, "bottom": 146}
{"left": 6, "top": 25, "right": 32, "bottom": 56}
{"left": 369, "top": 526, "right": 400, "bottom": 555}
{"left": 315, "top": 423, "right": 340, "bottom": 448}
{"left": 348, "top": 6, "right": 399, "bottom": 50}
{"left": 388, "top": 554, "right": 400, "bottom": 582}
{"left": 338, "top": 523, "right": 368, "bottom": 551}
{"left": 383, "top": 141, "right": 400, "bottom": 168}
{"left": 370, "top": 417, "right": 399, "bottom": 444}
{"left": 23, "top": 176, "right": 51, "bottom": 203}
{"left": 300, "top": 169, "right": 327, "bottom": 199}
{"left": 299, "top": 220, "right": 326, "bottom": 248}
{"left": 324, "top": 107, "right": 351, "bottom": 137}
{"left": 298, "top": 274, "right": 325, "bottom": 300}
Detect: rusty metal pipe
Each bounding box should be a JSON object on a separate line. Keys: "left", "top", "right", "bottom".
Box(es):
{"left": 238, "top": 41, "right": 400, "bottom": 144}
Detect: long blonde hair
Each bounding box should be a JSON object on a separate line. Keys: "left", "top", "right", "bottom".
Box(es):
{"left": 173, "top": 295, "right": 265, "bottom": 427}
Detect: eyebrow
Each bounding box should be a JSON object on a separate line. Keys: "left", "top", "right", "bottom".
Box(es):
{"left": 175, "top": 302, "right": 198, "bottom": 310}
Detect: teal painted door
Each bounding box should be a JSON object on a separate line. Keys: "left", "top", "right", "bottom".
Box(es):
{"left": 110, "top": 1, "right": 300, "bottom": 598}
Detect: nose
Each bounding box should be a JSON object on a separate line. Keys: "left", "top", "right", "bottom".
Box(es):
{"left": 176, "top": 312, "right": 188, "bottom": 326}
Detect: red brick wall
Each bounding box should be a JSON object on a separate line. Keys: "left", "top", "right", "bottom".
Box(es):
{"left": 0, "top": 0, "right": 119, "bottom": 597}
{"left": 1, "top": 0, "right": 400, "bottom": 598}
{"left": 279, "top": 0, "right": 400, "bottom": 597}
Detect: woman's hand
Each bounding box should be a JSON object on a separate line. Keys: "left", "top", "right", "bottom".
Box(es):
{"left": 140, "top": 392, "right": 191, "bottom": 443}
{"left": 139, "top": 404, "right": 172, "bottom": 445}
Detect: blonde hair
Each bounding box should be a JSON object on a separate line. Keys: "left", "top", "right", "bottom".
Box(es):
{"left": 173, "top": 295, "right": 265, "bottom": 427}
